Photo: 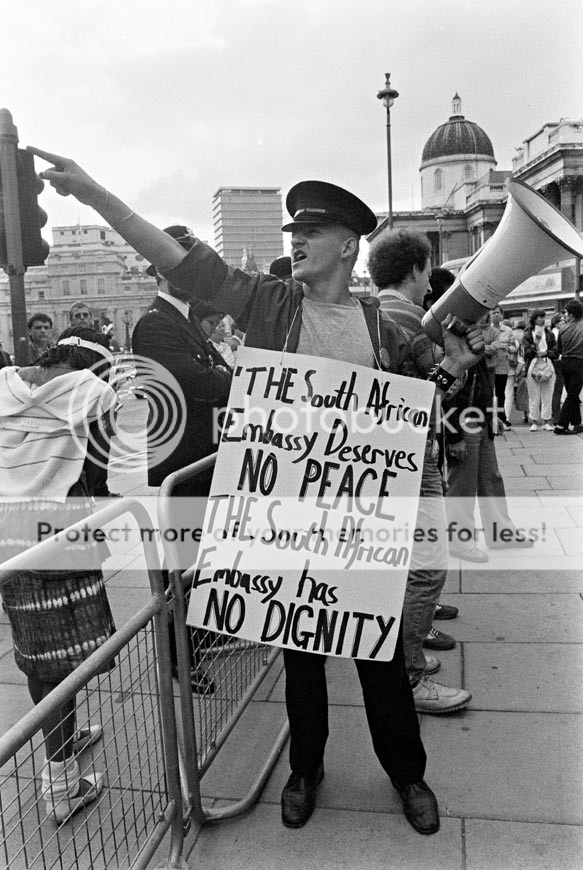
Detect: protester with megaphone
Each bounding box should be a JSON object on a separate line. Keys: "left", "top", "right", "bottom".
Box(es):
{"left": 28, "top": 145, "right": 491, "bottom": 838}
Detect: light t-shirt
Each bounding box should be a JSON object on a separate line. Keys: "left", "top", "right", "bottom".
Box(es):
{"left": 296, "top": 297, "right": 375, "bottom": 367}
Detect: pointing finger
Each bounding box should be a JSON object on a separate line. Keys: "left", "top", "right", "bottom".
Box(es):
{"left": 26, "top": 146, "right": 70, "bottom": 167}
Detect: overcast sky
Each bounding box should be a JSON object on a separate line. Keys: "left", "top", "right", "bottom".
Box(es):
{"left": 2, "top": 0, "right": 582, "bottom": 258}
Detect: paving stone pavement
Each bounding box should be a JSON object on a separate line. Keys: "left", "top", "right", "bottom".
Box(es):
{"left": 1, "top": 394, "right": 582, "bottom": 869}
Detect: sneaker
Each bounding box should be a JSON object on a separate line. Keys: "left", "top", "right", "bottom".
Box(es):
{"left": 423, "top": 627, "right": 456, "bottom": 651}
{"left": 529, "top": 423, "right": 538, "bottom": 432}
{"left": 542, "top": 423, "right": 554, "bottom": 431}
{"left": 449, "top": 546, "right": 489, "bottom": 563}
{"left": 412, "top": 676, "right": 472, "bottom": 714}
{"left": 424, "top": 654, "right": 441, "bottom": 675}
{"left": 554, "top": 427, "right": 575, "bottom": 435}
{"left": 72, "top": 725, "right": 103, "bottom": 754}
{"left": 434, "top": 603, "right": 459, "bottom": 620}
{"left": 46, "top": 772, "right": 104, "bottom": 824}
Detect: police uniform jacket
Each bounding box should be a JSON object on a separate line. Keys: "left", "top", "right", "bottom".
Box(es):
{"left": 132, "top": 296, "right": 232, "bottom": 487}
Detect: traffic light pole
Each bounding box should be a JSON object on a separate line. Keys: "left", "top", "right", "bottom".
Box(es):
{"left": 0, "top": 108, "right": 30, "bottom": 365}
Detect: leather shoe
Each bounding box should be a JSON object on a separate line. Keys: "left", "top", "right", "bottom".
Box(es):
{"left": 391, "top": 779, "right": 440, "bottom": 835}
{"left": 281, "top": 764, "right": 324, "bottom": 828}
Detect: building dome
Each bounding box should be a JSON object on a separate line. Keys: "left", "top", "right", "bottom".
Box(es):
{"left": 421, "top": 94, "right": 494, "bottom": 165}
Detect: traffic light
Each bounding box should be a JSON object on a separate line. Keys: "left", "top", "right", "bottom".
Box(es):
{"left": 16, "top": 148, "right": 50, "bottom": 266}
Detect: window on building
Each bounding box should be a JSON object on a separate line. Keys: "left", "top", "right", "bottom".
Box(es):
{"left": 38, "top": 291, "right": 45, "bottom": 300}
{"left": 464, "top": 164, "right": 474, "bottom": 181}
{"left": 100, "top": 230, "right": 106, "bottom": 240}
{"left": 434, "top": 169, "right": 443, "bottom": 192}
{"left": 80, "top": 279, "right": 88, "bottom": 295}
{"left": 97, "top": 278, "right": 105, "bottom": 294}
{"left": 62, "top": 279, "right": 70, "bottom": 295}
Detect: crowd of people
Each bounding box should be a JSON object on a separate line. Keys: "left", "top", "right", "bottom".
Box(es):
{"left": 0, "top": 144, "right": 581, "bottom": 837}
{"left": 478, "top": 299, "right": 583, "bottom": 436}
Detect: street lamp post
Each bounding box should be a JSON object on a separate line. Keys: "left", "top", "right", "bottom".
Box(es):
{"left": 376, "top": 73, "right": 399, "bottom": 230}
{"left": 122, "top": 310, "right": 133, "bottom": 352}
{"left": 436, "top": 208, "right": 451, "bottom": 264}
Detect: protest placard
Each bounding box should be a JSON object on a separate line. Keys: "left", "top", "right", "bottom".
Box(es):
{"left": 186, "top": 347, "right": 435, "bottom": 661}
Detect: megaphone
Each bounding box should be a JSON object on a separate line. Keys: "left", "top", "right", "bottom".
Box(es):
{"left": 422, "top": 178, "right": 583, "bottom": 343}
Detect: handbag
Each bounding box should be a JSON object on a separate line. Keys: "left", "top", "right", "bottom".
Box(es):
{"left": 514, "top": 376, "right": 529, "bottom": 411}
{"left": 530, "top": 356, "right": 554, "bottom": 383}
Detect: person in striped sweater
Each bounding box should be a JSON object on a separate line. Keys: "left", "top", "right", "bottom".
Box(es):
{"left": 0, "top": 326, "right": 117, "bottom": 823}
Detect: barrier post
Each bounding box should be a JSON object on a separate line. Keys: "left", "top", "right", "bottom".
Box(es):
{"left": 0, "top": 498, "right": 186, "bottom": 870}
{"left": 157, "top": 456, "right": 289, "bottom": 829}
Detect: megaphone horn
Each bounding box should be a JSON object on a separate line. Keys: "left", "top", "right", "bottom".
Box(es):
{"left": 422, "top": 178, "right": 583, "bottom": 343}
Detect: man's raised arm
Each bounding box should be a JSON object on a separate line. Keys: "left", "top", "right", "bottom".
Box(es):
{"left": 28, "top": 147, "right": 187, "bottom": 271}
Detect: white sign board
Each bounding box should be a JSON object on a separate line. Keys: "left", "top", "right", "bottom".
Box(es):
{"left": 186, "top": 347, "right": 435, "bottom": 661}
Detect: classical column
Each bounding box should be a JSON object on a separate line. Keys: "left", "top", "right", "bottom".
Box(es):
{"left": 571, "top": 177, "right": 583, "bottom": 231}
{"left": 558, "top": 177, "right": 575, "bottom": 224}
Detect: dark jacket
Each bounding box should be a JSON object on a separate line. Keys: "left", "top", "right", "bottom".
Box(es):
{"left": 522, "top": 326, "right": 557, "bottom": 368}
{"left": 132, "top": 296, "right": 232, "bottom": 487}
{"left": 163, "top": 240, "right": 410, "bottom": 374}
{"left": 443, "top": 357, "right": 494, "bottom": 444}
{"left": 557, "top": 319, "right": 583, "bottom": 360}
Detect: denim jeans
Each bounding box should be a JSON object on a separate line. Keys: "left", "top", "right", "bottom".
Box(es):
{"left": 445, "top": 424, "right": 515, "bottom": 548}
{"left": 402, "top": 440, "right": 448, "bottom": 686}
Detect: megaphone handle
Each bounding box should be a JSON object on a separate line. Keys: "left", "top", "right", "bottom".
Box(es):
{"left": 446, "top": 318, "right": 484, "bottom": 354}
{"left": 422, "top": 278, "right": 491, "bottom": 345}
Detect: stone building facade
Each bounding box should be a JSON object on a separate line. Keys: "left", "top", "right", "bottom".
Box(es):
{"left": 0, "top": 225, "right": 157, "bottom": 354}
{"left": 369, "top": 97, "right": 583, "bottom": 311}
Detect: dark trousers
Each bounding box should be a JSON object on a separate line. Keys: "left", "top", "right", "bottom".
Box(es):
{"left": 551, "top": 358, "right": 564, "bottom": 423}
{"left": 28, "top": 676, "right": 76, "bottom": 761}
{"left": 283, "top": 621, "right": 426, "bottom": 785}
{"left": 165, "top": 470, "right": 214, "bottom": 671}
{"left": 494, "top": 373, "right": 509, "bottom": 423}
{"left": 557, "top": 358, "right": 583, "bottom": 429}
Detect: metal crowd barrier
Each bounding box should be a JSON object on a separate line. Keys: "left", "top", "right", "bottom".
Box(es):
{"left": 0, "top": 499, "right": 184, "bottom": 870}
{"left": 157, "top": 454, "right": 289, "bottom": 826}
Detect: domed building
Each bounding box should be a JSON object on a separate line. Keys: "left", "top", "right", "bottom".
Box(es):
{"left": 366, "top": 94, "right": 583, "bottom": 314}
{"left": 420, "top": 94, "right": 497, "bottom": 210}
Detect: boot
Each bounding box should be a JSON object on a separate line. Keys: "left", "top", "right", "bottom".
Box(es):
{"left": 42, "top": 757, "right": 104, "bottom": 824}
